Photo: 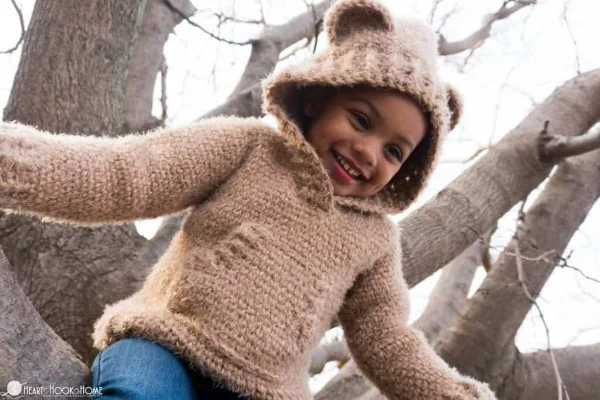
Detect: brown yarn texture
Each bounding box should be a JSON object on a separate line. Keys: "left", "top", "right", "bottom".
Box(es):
{"left": 0, "top": 0, "right": 496, "bottom": 399}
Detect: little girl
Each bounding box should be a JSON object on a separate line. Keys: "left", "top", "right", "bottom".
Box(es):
{"left": 0, "top": 0, "right": 496, "bottom": 399}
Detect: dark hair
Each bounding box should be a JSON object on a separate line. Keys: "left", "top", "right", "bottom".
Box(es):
{"left": 297, "top": 85, "right": 340, "bottom": 136}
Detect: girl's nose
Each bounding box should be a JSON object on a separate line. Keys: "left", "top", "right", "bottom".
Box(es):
{"left": 352, "top": 139, "right": 377, "bottom": 170}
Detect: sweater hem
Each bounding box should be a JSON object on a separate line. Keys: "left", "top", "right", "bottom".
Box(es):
{"left": 92, "top": 301, "right": 311, "bottom": 400}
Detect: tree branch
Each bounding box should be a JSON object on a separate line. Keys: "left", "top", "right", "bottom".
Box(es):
{"left": 0, "top": 248, "right": 88, "bottom": 388}
{"left": 163, "top": 0, "right": 254, "bottom": 46}
{"left": 413, "top": 228, "right": 494, "bottom": 343}
{"left": 513, "top": 203, "right": 568, "bottom": 400}
{"left": 0, "top": 0, "right": 25, "bottom": 55}
{"left": 438, "top": 0, "right": 536, "bottom": 56}
{"left": 538, "top": 123, "right": 600, "bottom": 162}
{"left": 399, "top": 68, "right": 600, "bottom": 289}
{"left": 124, "top": 0, "right": 196, "bottom": 133}
{"left": 228, "top": 0, "right": 333, "bottom": 97}
{"left": 434, "top": 139, "right": 600, "bottom": 392}
{"left": 503, "top": 344, "right": 600, "bottom": 400}
{"left": 309, "top": 339, "right": 349, "bottom": 376}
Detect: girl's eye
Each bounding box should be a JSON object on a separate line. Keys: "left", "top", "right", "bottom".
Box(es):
{"left": 351, "top": 111, "right": 370, "bottom": 129}
{"left": 386, "top": 145, "right": 403, "bottom": 161}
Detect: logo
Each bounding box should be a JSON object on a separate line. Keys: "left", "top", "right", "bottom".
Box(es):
{"left": 1, "top": 381, "right": 25, "bottom": 398}
{"left": 1, "top": 381, "right": 102, "bottom": 398}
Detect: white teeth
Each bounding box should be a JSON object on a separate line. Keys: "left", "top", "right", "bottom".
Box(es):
{"left": 334, "top": 152, "right": 361, "bottom": 179}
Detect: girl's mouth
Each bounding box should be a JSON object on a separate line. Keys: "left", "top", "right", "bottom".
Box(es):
{"left": 331, "top": 150, "right": 363, "bottom": 184}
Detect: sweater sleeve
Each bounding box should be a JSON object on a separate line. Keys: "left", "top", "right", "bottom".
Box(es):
{"left": 337, "top": 244, "right": 497, "bottom": 400}
{"left": 0, "top": 117, "right": 264, "bottom": 225}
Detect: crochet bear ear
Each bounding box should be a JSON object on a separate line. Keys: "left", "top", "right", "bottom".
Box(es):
{"left": 326, "top": 0, "right": 394, "bottom": 45}
{"left": 445, "top": 84, "right": 463, "bottom": 131}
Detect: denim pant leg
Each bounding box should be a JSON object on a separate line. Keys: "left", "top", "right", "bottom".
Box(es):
{"left": 90, "top": 338, "right": 197, "bottom": 400}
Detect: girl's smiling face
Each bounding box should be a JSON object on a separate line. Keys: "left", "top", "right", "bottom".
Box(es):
{"left": 303, "top": 86, "right": 427, "bottom": 198}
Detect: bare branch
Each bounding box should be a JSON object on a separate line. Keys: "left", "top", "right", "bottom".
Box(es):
{"left": 513, "top": 204, "right": 568, "bottom": 400}
{"left": 163, "top": 0, "right": 254, "bottom": 46}
{"left": 561, "top": 0, "right": 581, "bottom": 75}
{"left": 279, "top": 38, "right": 312, "bottom": 61}
{"left": 428, "top": 0, "right": 447, "bottom": 24}
{"left": 227, "top": 0, "right": 333, "bottom": 97}
{"left": 434, "top": 137, "right": 600, "bottom": 391}
{"left": 212, "top": 12, "right": 264, "bottom": 25}
{"left": 557, "top": 257, "right": 600, "bottom": 285}
{"left": 123, "top": 0, "right": 196, "bottom": 133}
{"left": 309, "top": 339, "right": 350, "bottom": 375}
{"left": 399, "top": 68, "right": 600, "bottom": 288}
{"left": 435, "top": 2, "right": 460, "bottom": 34}
{"left": 412, "top": 228, "right": 494, "bottom": 343}
{"left": 0, "top": 0, "right": 25, "bottom": 55}
{"left": 438, "top": 0, "right": 537, "bottom": 56}
{"left": 538, "top": 123, "right": 600, "bottom": 162}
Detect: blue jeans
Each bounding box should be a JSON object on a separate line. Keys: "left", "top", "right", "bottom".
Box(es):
{"left": 90, "top": 338, "right": 245, "bottom": 399}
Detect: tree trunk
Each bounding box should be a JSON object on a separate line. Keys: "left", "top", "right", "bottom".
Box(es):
{"left": 435, "top": 147, "right": 600, "bottom": 398}
{"left": 0, "top": 0, "right": 180, "bottom": 366}
{"left": 0, "top": 249, "right": 88, "bottom": 389}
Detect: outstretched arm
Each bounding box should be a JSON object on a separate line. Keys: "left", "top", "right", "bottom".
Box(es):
{"left": 338, "top": 246, "right": 497, "bottom": 400}
{"left": 0, "top": 117, "right": 266, "bottom": 225}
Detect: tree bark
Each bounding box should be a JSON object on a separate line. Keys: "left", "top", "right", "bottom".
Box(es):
{"left": 0, "top": 249, "right": 88, "bottom": 389}
{"left": 0, "top": 0, "right": 177, "bottom": 366}
{"left": 413, "top": 231, "right": 491, "bottom": 343}
{"left": 4, "top": 0, "right": 145, "bottom": 135}
{"left": 505, "top": 344, "right": 600, "bottom": 400}
{"left": 435, "top": 147, "right": 600, "bottom": 396}
{"left": 123, "top": 0, "right": 195, "bottom": 133}
{"left": 399, "top": 68, "right": 600, "bottom": 288}
{"left": 538, "top": 124, "right": 600, "bottom": 162}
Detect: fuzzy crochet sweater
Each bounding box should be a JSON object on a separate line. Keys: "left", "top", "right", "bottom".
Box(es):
{"left": 0, "top": 0, "right": 496, "bottom": 399}
{"left": 0, "top": 116, "right": 494, "bottom": 400}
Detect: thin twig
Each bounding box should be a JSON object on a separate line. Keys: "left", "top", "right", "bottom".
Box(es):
{"left": 467, "top": 225, "right": 600, "bottom": 286}
{"left": 163, "top": 0, "right": 254, "bottom": 46}
{"left": 212, "top": 12, "right": 264, "bottom": 25}
{"left": 1, "top": 0, "right": 26, "bottom": 55}
{"left": 562, "top": 0, "right": 581, "bottom": 75}
{"left": 435, "top": 2, "right": 460, "bottom": 34}
{"left": 160, "top": 58, "right": 168, "bottom": 127}
{"left": 557, "top": 252, "right": 600, "bottom": 285}
{"left": 302, "top": 0, "right": 321, "bottom": 53}
{"left": 490, "top": 64, "right": 519, "bottom": 142}
{"left": 513, "top": 202, "right": 569, "bottom": 400}
{"left": 428, "top": 0, "right": 446, "bottom": 24}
